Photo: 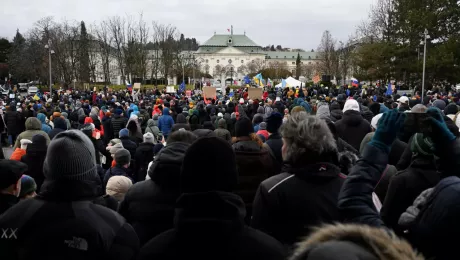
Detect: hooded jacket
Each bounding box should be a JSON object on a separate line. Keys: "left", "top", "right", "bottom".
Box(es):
{"left": 138, "top": 192, "right": 286, "bottom": 260}
{"left": 4, "top": 109, "right": 22, "bottom": 135}
{"left": 171, "top": 113, "right": 190, "bottom": 132}
{"left": 119, "top": 142, "right": 190, "bottom": 245}
{"left": 134, "top": 142, "right": 155, "bottom": 182}
{"left": 252, "top": 163, "right": 346, "bottom": 246}
{"left": 48, "top": 117, "right": 67, "bottom": 140}
{"left": 111, "top": 114, "right": 128, "bottom": 138}
{"left": 0, "top": 178, "right": 139, "bottom": 259}
{"left": 335, "top": 110, "right": 372, "bottom": 151}
{"left": 144, "top": 118, "right": 160, "bottom": 137}
{"left": 37, "top": 113, "right": 51, "bottom": 134}
{"left": 158, "top": 108, "right": 174, "bottom": 136}
{"left": 14, "top": 117, "right": 50, "bottom": 149}
{"left": 329, "top": 102, "right": 343, "bottom": 122}
{"left": 214, "top": 119, "right": 231, "bottom": 143}
{"left": 21, "top": 135, "right": 48, "bottom": 191}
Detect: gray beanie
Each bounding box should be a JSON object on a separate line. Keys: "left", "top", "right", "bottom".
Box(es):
{"left": 115, "top": 149, "right": 131, "bottom": 166}
{"left": 43, "top": 130, "right": 98, "bottom": 181}
{"left": 143, "top": 132, "right": 155, "bottom": 144}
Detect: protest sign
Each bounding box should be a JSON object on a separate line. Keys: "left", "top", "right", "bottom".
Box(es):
{"left": 203, "top": 87, "right": 216, "bottom": 99}
{"left": 248, "top": 88, "right": 263, "bottom": 100}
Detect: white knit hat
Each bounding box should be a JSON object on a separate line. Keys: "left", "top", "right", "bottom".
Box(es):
{"left": 106, "top": 176, "right": 132, "bottom": 201}
{"left": 343, "top": 99, "right": 360, "bottom": 113}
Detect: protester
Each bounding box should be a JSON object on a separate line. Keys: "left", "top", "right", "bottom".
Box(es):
{"left": 0, "top": 160, "right": 27, "bottom": 214}
{"left": 0, "top": 130, "right": 139, "bottom": 259}
{"left": 335, "top": 99, "right": 372, "bottom": 151}
{"left": 138, "top": 137, "right": 286, "bottom": 260}
{"left": 5, "top": 106, "right": 22, "bottom": 147}
{"left": 252, "top": 111, "right": 345, "bottom": 246}
{"left": 21, "top": 134, "right": 48, "bottom": 191}
{"left": 158, "top": 107, "right": 174, "bottom": 140}
{"left": 111, "top": 109, "right": 128, "bottom": 138}
{"left": 133, "top": 132, "right": 156, "bottom": 182}
{"left": 103, "top": 148, "right": 133, "bottom": 188}
{"left": 37, "top": 113, "right": 51, "bottom": 134}
{"left": 47, "top": 117, "right": 67, "bottom": 140}
{"left": 13, "top": 117, "right": 50, "bottom": 149}
{"left": 19, "top": 175, "right": 37, "bottom": 200}
{"left": 119, "top": 128, "right": 138, "bottom": 157}
{"left": 119, "top": 130, "right": 197, "bottom": 245}
{"left": 214, "top": 118, "right": 231, "bottom": 143}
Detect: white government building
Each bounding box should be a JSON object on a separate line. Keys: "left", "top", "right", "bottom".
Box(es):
{"left": 103, "top": 28, "right": 321, "bottom": 85}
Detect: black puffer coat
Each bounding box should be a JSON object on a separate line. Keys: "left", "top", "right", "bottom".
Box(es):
{"left": 335, "top": 110, "right": 372, "bottom": 151}
{"left": 119, "top": 142, "right": 190, "bottom": 245}
{"left": 134, "top": 142, "right": 155, "bottom": 182}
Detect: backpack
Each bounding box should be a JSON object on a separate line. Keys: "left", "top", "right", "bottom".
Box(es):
{"left": 69, "top": 108, "right": 81, "bottom": 122}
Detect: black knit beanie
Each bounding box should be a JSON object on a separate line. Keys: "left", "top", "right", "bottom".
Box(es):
{"left": 43, "top": 130, "right": 98, "bottom": 181}
{"left": 266, "top": 112, "right": 283, "bottom": 133}
{"left": 181, "top": 137, "right": 237, "bottom": 193}
{"left": 235, "top": 117, "right": 253, "bottom": 137}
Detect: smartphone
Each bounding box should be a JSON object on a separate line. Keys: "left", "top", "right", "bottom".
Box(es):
{"left": 405, "top": 113, "right": 431, "bottom": 134}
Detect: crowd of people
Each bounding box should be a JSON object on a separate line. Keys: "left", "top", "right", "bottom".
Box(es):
{"left": 0, "top": 83, "right": 459, "bottom": 259}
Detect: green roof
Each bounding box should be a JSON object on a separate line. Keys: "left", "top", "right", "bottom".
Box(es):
{"left": 201, "top": 34, "right": 260, "bottom": 47}
{"left": 265, "top": 51, "right": 320, "bottom": 60}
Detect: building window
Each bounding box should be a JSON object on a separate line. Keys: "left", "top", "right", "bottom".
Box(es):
{"left": 309, "top": 62, "right": 311, "bottom": 65}
{"left": 207, "top": 49, "right": 210, "bottom": 52}
{"left": 251, "top": 50, "right": 254, "bottom": 52}
{"left": 292, "top": 56, "right": 295, "bottom": 58}
{"left": 206, "top": 59, "right": 209, "bottom": 63}
{"left": 284, "top": 56, "right": 286, "bottom": 58}
{"left": 308, "top": 56, "right": 311, "bottom": 60}
{"left": 276, "top": 56, "right": 278, "bottom": 58}
{"left": 217, "top": 60, "right": 220, "bottom": 63}
{"left": 228, "top": 59, "right": 232, "bottom": 64}
{"left": 316, "top": 56, "right": 319, "bottom": 59}
{"left": 292, "top": 62, "right": 295, "bottom": 65}
{"left": 316, "top": 62, "right": 319, "bottom": 64}
{"left": 252, "top": 60, "right": 255, "bottom": 63}
{"left": 241, "top": 60, "right": 244, "bottom": 63}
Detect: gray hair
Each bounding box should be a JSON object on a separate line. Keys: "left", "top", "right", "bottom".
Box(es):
{"left": 281, "top": 111, "right": 337, "bottom": 165}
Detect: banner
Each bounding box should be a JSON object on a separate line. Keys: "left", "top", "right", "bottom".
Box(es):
{"left": 166, "top": 86, "right": 175, "bottom": 93}
{"left": 248, "top": 88, "right": 263, "bottom": 100}
{"left": 203, "top": 87, "right": 216, "bottom": 99}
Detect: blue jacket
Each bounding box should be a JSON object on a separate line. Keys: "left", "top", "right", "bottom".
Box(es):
{"left": 37, "top": 113, "right": 51, "bottom": 134}
{"left": 158, "top": 108, "right": 174, "bottom": 136}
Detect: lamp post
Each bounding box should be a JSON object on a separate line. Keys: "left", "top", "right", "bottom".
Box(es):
{"left": 422, "top": 29, "right": 429, "bottom": 100}
{"left": 44, "top": 39, "right": 55, "bottom": 95}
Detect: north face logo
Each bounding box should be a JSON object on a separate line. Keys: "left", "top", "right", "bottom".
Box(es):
{"left": 64, "top": 237, "right": 88, "bottom": 251}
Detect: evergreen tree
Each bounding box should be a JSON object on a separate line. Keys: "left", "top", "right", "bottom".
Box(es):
{"left": 79, "top": 21, "right": 90, "bottom": 82}
{"left": 295, "top": 53, "right": 301, "bottom": 79}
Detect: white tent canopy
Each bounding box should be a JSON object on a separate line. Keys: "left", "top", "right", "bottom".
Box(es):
{"left": 275, "top": 77, "right": 303, "bottom": 88}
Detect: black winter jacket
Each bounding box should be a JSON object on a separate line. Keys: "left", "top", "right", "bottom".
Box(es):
{"left": 0, "top": 193, "right": 18, "bottom": 215}
{"left": 335, "top": 110, "right": 372, "bottom": 151}
{"left": 381, "top": 157, "right": 440, "bottom": 235}
{"left": 119, "top": 142, "right": 189, "bottom": 246}
{"left": 111, "top": 114, "right": 128, "bottom": 138}
{"left": 0, "top": 179, "right": 139, "bottom": 260}
{"left": 4, "top": 111, "right": 22, "bottom": 135}
{"left": 120, "top": 136, "right": 138, "bottom": 158}
{"left": 251, "top": 163, "right": 346, "bottom": 246}
{"left": 138, "top": 192, "right": 286, "bottom": 260}
{"left": 133, "top": 142, "right": 155, "bottom": 182}
{"left": 233, "top": 140, "right": 277, "bottom": 222}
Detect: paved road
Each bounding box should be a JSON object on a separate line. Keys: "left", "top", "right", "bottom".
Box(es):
{"left": 2, "top": 147, "right": 13, "bottom": 159}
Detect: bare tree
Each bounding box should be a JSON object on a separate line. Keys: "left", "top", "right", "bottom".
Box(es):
{"left": 317, "top": 30, "right": 338, "bottom": 77}
{"left": 357, "top": 0, "right": 396, "bottom": 42}
{"left": 301, "top": 64, "right": 314, "bottom": 78}
{"left": 94, "top": 21, "right": 113, "bottom": 83}
{"left": 153, "top": 23, "right": 180, "bottom": 83}
{"left": 247, "top": 58, "right": 265, "bottom": 74}
{"left": 108, "top": 16, "right": 126, "bottom": 83}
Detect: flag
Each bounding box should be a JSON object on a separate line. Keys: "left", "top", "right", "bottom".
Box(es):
{"left": 313, "top": 74, "right": 321, "bottom": 84}
{"left": 244, "top": 75, "right": 251, "bottom": 84}
{"left": 351, "top": 78, "right": 359, "bottom": 87}
{"left": 126, "top": 80, "right": 132, "bottom": 91}
{"left": 179, "top": 81, "right": 186, "bottom": 93}
{"left": 253, "top": 73, "right": 264, "bottom": 86}
{"left": 227, "top": 28, "right": 230, "bottom": 32}
{"left": 386, "top": 82, "right": 393, "bottom": 96}
{"left": 267, "top": 78, "right": 272, "bottom": 87}
{"left": 281, "top": 79, "right": 287, "bottom": 88}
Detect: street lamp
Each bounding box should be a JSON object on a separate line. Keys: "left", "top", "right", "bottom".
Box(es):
{"left": 422, "top": 29, "right": 430, "bottom": 100}
{"left": 44, "top": 39, "right": 55, "bottom": 95}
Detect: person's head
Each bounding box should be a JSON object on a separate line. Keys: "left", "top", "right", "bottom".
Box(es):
{"left": 115, "top": 149, "right": 131, "bottom": 168}
{"left": 107, "top": 142, "right": 124, "bottom": 158}
{"left": 445, "top": 103, "right": 458, "bottom": 116}
{"left": 119, "top": 128, "right": 129, "bottom": 138}
{"left": 0, "top": 160, "right": 27, "bottom": 197}
{"left": 80, "top": 123, "right": 95, "bottom": 138}
{"left": 289, "top": 224, "right": 421, "bottom": 260}
{"left": 43, "top": 130, "right": 100, "bottom": 185}
{"left": 411, "top": 133, "right": 434, "bottom": 159}
{"left": 342, "top": 99, "right": 360, "bottom": 113}
{"left": 371, "top": 113, "right": 383, "bottom": 131}
{"left": 53, "top": 117, "right": 67, "bottom": 130}
{"left": 411, "top": 104, "right": 427, "bottom": 113}
{"left": 235, "top": 117, "right": 253, "bottom": 137}
{"left": 106, "top": 175, "right": 132, "bottom": 201}
{"left": 143, "top": 132, "right": 155, "bottom": 144}
{"left": 181, "top": 137, "right": 237, "bottom": 193}
{"left": 19, "top": 175, "right": 37, "bottom": 199}
{"left": 266, "top": 112, "right": 283, "bottom": 134}
{"left": 281, "top": 111, "right": 337, "bottom": 166}
{"left": 168, "top": 129, "right": 197, "bottom": 144}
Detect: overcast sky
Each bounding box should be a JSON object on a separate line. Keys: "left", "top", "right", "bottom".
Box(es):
{"left": 1, "top": 0, "right": 374, "bottom": 50}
